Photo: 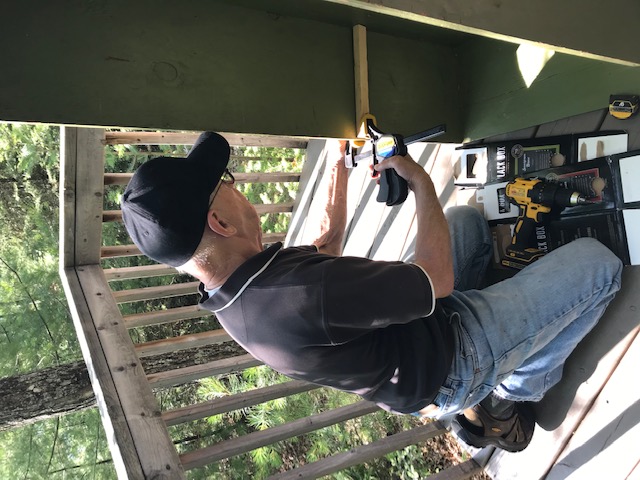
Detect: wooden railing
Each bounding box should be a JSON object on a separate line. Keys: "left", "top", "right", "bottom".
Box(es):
{"left": 59, "top": 127, "right": 485, "bottom": 479}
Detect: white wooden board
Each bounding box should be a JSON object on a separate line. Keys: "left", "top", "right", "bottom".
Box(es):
{"left": 546, "top": 329, "right": 640, "bottom": 480}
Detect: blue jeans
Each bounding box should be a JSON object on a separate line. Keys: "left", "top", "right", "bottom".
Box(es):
{"left": 424, "top": 206, "right": 623, "bottom": 420}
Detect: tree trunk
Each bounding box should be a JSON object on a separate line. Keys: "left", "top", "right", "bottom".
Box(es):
{"left": 0, "top": 341, "right": 246, "bottom": 431}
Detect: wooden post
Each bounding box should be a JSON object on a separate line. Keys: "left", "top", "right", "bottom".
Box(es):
{"left": 353, "top": 25, "right": 369, "bottom": 138}
{"left": 60, "top": 127, "right": 106, "bottom": 268}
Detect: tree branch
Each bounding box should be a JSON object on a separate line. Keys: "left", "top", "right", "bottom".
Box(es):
{"left": 0, "top": 256, "right": 60, "bottom": 364}
{"left": 46, "top": 417, "right": 60, "bottom": 474}
{"left": 0, "top": 323, "right": 10, "bottom": 343}
{"left": 23, "top": 425, "right": 34, "bottom": 480}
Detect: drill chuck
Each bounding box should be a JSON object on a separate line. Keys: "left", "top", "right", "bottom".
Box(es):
{"left": 559, "top": 189, "right": 593, "bottom": 206}
{"left": 570, "top": 192, "right": 595, "bottom": 205}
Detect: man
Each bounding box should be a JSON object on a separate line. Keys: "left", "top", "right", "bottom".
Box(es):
{"left": 121, "top": 131, "right": 622, "bottom": 452}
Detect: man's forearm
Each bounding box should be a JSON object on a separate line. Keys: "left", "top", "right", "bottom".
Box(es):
{"left": 411, "top": 175, "right": 454, "bottom": 298}
{"left": 373, "top": 153, "right": 453, "bottom": 297}
{"left": 310, "top": 142, "right": 348, "bottom": 256}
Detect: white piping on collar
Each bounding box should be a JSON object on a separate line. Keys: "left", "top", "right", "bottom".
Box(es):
{"left": 212, "top": 245, "right": 282, "bottom": 313}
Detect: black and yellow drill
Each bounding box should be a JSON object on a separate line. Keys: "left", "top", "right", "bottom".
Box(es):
{"left": 501, "top": 177, "right": 593, "bottom": 270}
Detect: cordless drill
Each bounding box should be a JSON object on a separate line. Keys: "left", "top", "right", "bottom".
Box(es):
{"left": 501, "top": 177, "right": 593, "bottom": 270}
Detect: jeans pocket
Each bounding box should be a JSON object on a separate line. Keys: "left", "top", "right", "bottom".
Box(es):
{"left": 433, "top": 379, "right": 458, "bottom": 414}
{"left": 455, "top": 317, "right": 480, "bottom": 374}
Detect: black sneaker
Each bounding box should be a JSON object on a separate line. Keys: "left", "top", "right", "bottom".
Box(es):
{"left": 451, "top": 402, "right": 536, "bottom": 452}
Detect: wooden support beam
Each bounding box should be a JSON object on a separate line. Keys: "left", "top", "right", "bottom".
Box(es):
{"left": 162, "top": 380, "right": 318, "bottom": 426}
{"left": 134, "top": 329, "right": 232, "bottom": 358}
{"left": 124, "top": 305, "right": 210, "bottom": 329}
{"left": 180, "top": 401, "right": 380, "bottom": 470}
{"left": 269, "top": 421, "right": 449, "bottom": 480}
{"left": 105, "top": 131, "right": 308, "bottom": 149}
{"left": 146, "top": 354, "right": 262, "bottom": 389}
{"left": 353, "top": 24, "right": 369, "bottom": 136}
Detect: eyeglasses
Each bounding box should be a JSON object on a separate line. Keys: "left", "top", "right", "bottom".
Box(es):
{"left": 208, "top": 169, "right": 235, "bottom": 208}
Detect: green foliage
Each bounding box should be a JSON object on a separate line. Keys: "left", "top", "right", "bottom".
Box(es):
{"left": 0, "top": 409, "right": 115, "bottom": 479}
{"left": 233, "top": 146, "right": 304, "bottom": 234}
{"left": 0, "top": 123, "right": 79, "bottom": 376}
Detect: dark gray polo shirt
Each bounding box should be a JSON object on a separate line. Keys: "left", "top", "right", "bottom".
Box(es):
{"left": 200, "top": 242, "right": 453, "bottom": 414}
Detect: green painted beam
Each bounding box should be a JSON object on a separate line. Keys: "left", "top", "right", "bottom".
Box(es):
{"left": 458, "top": 38, "right": 640, "bottom": 141}
{"left": 4, "top": 0, "right": 637, "bottom": 143}
{"left": 0, "top": 0, "right": 462, "bottom": 141}
{"left": 323, "top": 0, "right": 640, "bottom": 66}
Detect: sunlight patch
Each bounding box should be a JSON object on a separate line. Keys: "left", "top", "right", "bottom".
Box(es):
{"left": 517, "top": 44, "right": 555, "bottom": 88}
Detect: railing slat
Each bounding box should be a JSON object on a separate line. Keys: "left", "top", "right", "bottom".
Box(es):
{"left": 101, "top": 245, "right": 142, "bottom": 259}
{"left": 135, "top": 329, "right": 232, "bottom": 358}
{"left": 104, "top": 263, "right": 177, "bottom": 281}
{"left": 104, "top": 131, "right": 308, "bottom": 149}
{"left": 101, "top": 234, "right": 286, "bottom": 259}
{"left": 105, "top": 172, "right": 301, "bottom": 186}
{"left": 103, "top": 203, "right": 294, "bottom": 222}
{"left": 111, "top": 282, "right": 199, "bottom": 304}
{"left": 426, "top": 458, "right": 485, "bottom": 480}
{"left": 123, "top": 305, "right": 210, "bottom": 329}
{"left": 146, "top": 354, "right": 261, "bottom": 389}
{"left": 162, "top": 380, "right": 318, "bottom": 426}
{"left": 179, "top": 401, "right": 380, "bottom": 470}
{"left": 267, "top": 421, "right": 449, "bottom": 480}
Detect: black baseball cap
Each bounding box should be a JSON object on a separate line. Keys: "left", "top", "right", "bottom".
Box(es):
{"left": 121, "top": 131, "right": 230, "bottom": 267}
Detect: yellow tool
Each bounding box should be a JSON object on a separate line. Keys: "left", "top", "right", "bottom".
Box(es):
{"left": 609, "top": 94, "right": 638, "bottom": 120}
{"left": 502, "top": 177, "right": 593, "bottom": 269}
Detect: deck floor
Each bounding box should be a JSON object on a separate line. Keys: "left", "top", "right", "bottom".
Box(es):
{"left": 286, "top": 109, "right": 640, "bottom": 479}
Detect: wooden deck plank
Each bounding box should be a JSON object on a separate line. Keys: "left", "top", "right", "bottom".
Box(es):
{"left": 368, "top": 142, "right": 442, "bottom": 262}
{"left": 341, "top": 148, "right": 379, "bottom": 256}
{"left": 285, "top": 139, "right": 328, "bottom": 247}
{"left": 546, "top": 324, "right": 640, "bottom": 479}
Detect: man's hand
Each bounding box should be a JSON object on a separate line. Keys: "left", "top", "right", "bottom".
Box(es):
{"left": 373, "top": 153, "right": 428, "bottom": 191}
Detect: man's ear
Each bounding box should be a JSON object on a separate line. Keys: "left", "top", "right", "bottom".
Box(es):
{"left": 207, "top": 210, "right": 237, "bottom": 237}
